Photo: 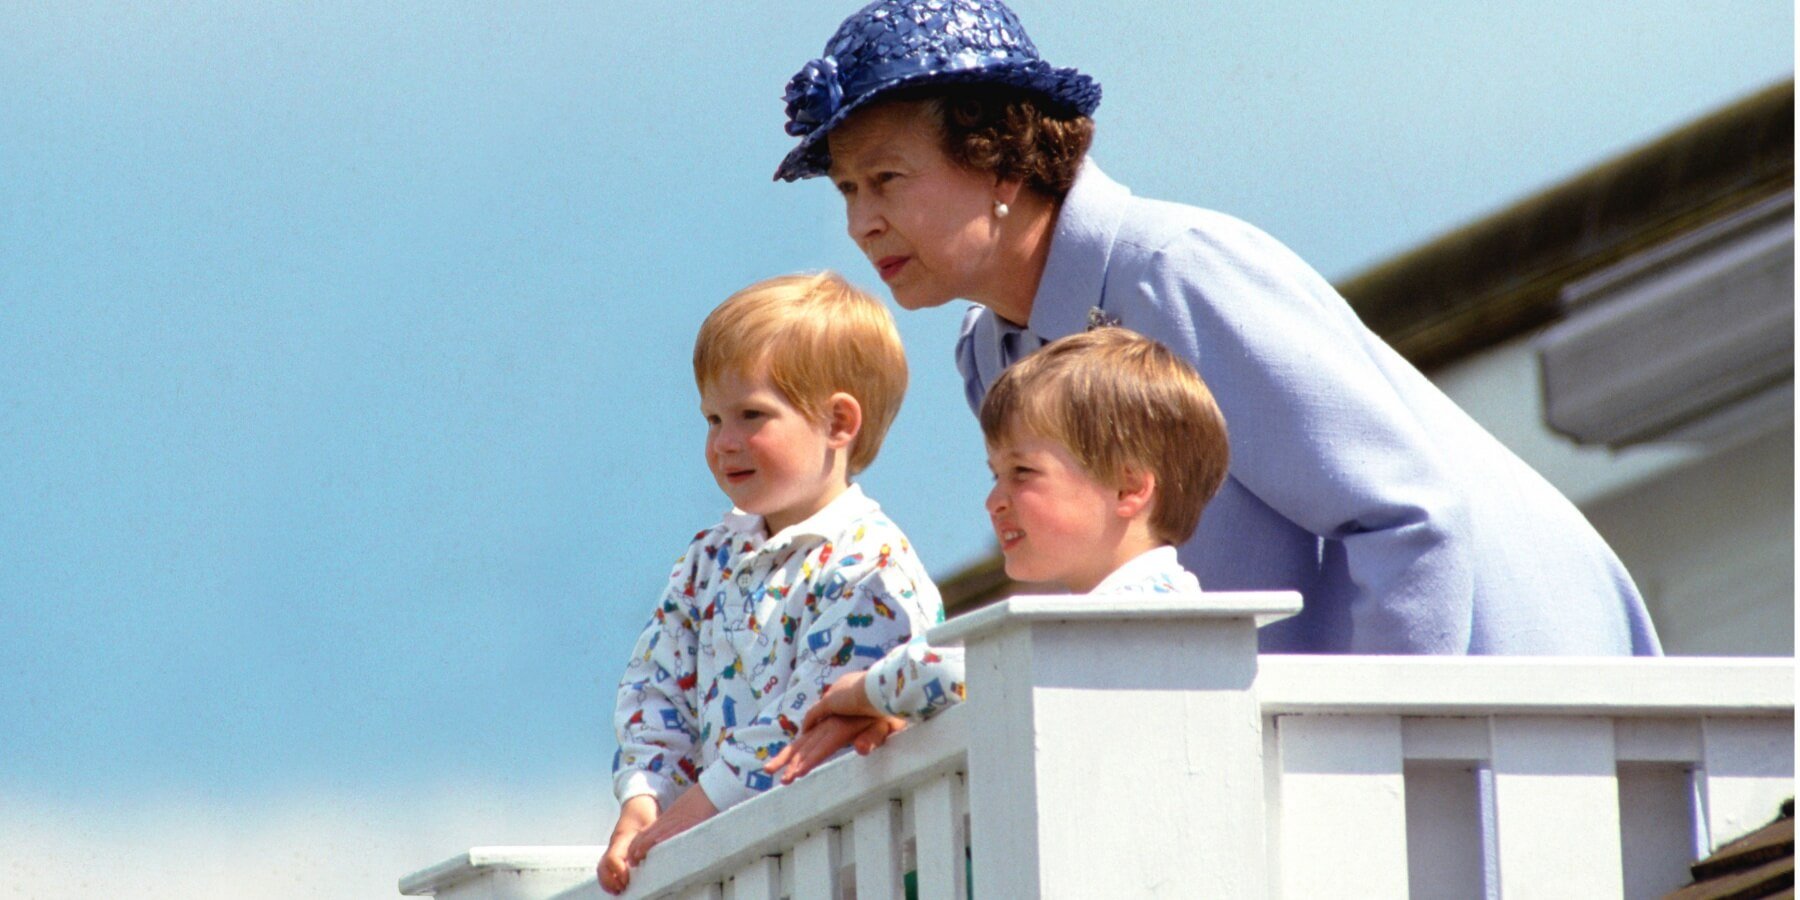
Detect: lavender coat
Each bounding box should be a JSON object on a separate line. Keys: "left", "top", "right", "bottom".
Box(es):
{"left": 958, "top": 161, "right": 1661, "bottom": 655}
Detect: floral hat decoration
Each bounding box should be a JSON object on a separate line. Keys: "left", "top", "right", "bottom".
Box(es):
{"left": 774, "top": 0, "right": 1101, "bottom": 182}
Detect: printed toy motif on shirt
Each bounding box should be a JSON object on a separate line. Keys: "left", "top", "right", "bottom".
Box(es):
{"left": 611, "top": 487, "right": 942, "bottom": 812}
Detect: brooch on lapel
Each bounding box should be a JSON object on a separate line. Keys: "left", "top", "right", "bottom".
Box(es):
{"left": 1086, "top": 306, "right": 1121, "bottom": 331}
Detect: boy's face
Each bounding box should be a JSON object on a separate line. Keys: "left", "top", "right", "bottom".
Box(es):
{"left": 984, "top": 429, "right": 1122, "bottom": 593}
{"left": 700, "top": 364, "right": 845, "bottom": 534}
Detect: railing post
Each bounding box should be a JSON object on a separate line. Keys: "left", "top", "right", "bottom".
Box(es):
{"left": 929, "top": 591, "right": 1300, "bottom": 899}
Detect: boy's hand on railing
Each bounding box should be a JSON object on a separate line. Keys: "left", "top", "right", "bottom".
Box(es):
{"left": 625, "top": 784, "right": 718, "bottom": 867}
{"left": 765, "top": 710, "right": 907, "bottom": 784}
{"left": 598, "top": 794, "right": 658, "bottom": 894}
{"left": 764, "top": 670, "right": 896, "bottom": 782}
{"left": 805, "top": 671, "right": 880, "bottom": 722}
{"left": 766, "top": 671, "right": 911, "bottom": 783}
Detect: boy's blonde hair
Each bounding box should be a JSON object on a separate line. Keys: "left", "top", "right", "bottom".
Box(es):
{"left": 979, "top": 327, "right": 1228, "bottom": 544}
{"left": 694, "top": 271, "right": 908, "bottom": 475}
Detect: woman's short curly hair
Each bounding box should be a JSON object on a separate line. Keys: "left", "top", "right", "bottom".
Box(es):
{"left": 890, "top": 83, "right": 1095, "bottom": 198}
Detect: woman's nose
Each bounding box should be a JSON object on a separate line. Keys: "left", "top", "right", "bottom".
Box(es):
{"left": 846, "top": 195, "right": 884, "bottom": 243}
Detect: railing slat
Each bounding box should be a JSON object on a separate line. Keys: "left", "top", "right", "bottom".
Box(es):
{"left": 852, "top": 800, "right": 904, "bottom": 900}
{"left": 912, "top": 773, "right": 967, "bottom": 900}
{"left": 1404, "top": 762, "right": 1484, "bottom": 898}
{"left": 791, "top": 828, "right": 841, "bottom": 900}
{"left": 1490, "top": 716, "right": 1622, "bottom": 896}
{"left": 724, "top": 856, "right": 781, "bottom": 900}
{"left": 1618, "top": 762, "right": 1700, "bottom": 899}
{"left": 1274, "top": 714, "right": 1409, "bottom": 898}
{"left": 676, "top": 882, "right": 724, "bottom": 900}
{"left": 1699, "top": 716, "right": 1795, "bottom": 850}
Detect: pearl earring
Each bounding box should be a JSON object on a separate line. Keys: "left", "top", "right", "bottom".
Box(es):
{"left": 993, "top": 200, "right": 1010, "bottom": 219}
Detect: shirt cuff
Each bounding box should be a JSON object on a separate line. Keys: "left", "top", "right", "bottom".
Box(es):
{"left": 697, "top": 758, "right": 760, "bottom": 813}
{"left": 614, "top": 770, "right": 677, "bottom": 810}
{"left": 863, "top": 649, "right": 905, "bottom": 717}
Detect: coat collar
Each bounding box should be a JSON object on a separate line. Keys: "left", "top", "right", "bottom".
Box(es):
{"left": 1027, "top": 158, "right": 1133, "bottom": 340}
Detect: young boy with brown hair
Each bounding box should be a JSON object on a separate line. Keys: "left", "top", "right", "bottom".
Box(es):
{"left": 600, "top": 272, "right": 942, "bottom": 894}
{"left": 766, "top": 326, "right": 1229, "bottom": 779}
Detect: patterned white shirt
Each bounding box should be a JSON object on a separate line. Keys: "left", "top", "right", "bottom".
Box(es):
{"left": 612, "top": 484, "right": 942, "bottom": 811}
{"left": 863, "top": 545, "right": 1197, "bottom": 721}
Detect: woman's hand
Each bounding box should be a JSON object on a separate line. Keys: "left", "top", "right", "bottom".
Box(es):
{"left": 598, "top": 794, "right": 658, "bottom": 894}
{"left": 625, "top": 784, "right": 718, "bottom": 866}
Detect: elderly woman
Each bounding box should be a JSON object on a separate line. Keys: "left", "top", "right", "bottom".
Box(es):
{"left": 774, "top": 0, "right": 1661, "bottom": 658}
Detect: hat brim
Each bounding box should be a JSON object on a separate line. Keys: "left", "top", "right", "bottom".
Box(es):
{"left": 773, "top": 60, "right": 1099, "bottom": 183}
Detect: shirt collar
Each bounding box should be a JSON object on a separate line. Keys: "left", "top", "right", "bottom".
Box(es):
{"left": 1028, "top": 158, "right": 1132, "bottom": 341}
{"left": 1089, "top": 545, "right": 1183, "bottom": 594}
{"left": 720, "top": 483, "right": 879, "bottom": 549}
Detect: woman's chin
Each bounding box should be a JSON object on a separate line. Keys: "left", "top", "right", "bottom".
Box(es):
{"left": 888, "top": 284, "right": 954, "bottom": 312}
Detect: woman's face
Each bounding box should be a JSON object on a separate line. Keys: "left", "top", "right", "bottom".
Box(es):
{"left": 826, "top": 102, "right": 1004, "bottom": 311}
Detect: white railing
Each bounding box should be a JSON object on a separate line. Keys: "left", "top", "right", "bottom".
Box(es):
{"left": 400, "top": 592, "right": 1794, "bottom": 899}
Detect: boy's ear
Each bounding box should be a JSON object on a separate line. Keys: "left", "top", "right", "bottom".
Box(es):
{"left": 825, "top": 392, "right": 863, "bottom": 450}
{"left": 1116, "top": 469, "right": 1156, "bottom": 519}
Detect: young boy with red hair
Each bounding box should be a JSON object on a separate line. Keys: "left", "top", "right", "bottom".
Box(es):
{"left": 601, "top": 272, "right": 942, "bottom": 893}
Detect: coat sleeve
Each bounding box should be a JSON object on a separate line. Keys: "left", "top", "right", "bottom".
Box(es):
{"left": 1118, "top": 217, "right": 1476, "bottom": 651}
{"left": 611, "top": 545, "right": 706, "bottom": 809}
{"left": 696, "top": 550, "right": 939, "bottom": 810}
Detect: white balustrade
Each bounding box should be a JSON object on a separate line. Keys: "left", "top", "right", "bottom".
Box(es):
{"left": 401, "top": 594, "right": 1793, "bottom": 900}
{"left": 723, "top": 857, "right": 778, "bottom": 900}
{"left": 1258, "top": 655, "right": 1795, "bottom": 898}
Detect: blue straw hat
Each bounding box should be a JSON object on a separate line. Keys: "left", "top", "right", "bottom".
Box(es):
{"left": 774, "top": 0, "right": 1101, "bottom": 182}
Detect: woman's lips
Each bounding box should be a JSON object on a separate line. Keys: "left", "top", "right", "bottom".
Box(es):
{"left": 875, "top": 256, "right": 909, "bottom": 280}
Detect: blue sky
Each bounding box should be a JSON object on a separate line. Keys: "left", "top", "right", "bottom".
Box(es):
{"left": 1, "top": 2, "right": 1791, "bottom": 895}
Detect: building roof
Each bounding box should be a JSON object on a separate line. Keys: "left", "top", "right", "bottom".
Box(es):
{"left": 1339, "top": 80, "right": 1792, "bottom": 372}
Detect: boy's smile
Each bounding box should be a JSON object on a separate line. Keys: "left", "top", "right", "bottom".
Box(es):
{"left": 984, "top": 431, "right": 1126, "bottom": 593}
{"left": 700, "top": 365, "right": 849, "bottom": 535}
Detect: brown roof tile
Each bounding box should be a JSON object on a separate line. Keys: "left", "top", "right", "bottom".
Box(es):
{"left": 1666, "top": 799, "right": 1795, "bottom": 900}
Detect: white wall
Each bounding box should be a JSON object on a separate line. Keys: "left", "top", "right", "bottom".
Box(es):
{"left": 1431, "top": 336, "right": 1794, "bottom": 657}
{"left": 1585, "top": 426, "right": 1794, "bottom": 656}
